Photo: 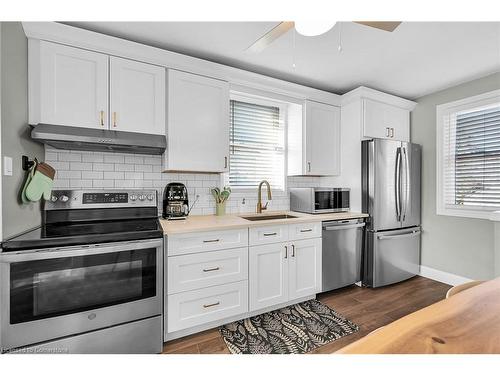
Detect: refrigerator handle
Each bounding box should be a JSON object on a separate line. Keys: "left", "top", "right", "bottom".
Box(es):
{"left": 402, "top": 146, "right": 410, "bottom": 222}
{"left": 395, "top": 147, "right": 402, "bottom": 222}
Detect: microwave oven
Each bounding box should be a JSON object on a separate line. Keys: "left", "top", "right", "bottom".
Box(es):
{"left": 290, "top": 188, "right": 350, "bottom": 214}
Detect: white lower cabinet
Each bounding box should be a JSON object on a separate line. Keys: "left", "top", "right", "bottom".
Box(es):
{"left": 249, "top": 238, "right": 322, "bottom": 311}
{"left": 249, "top": 243, "right": 289, "bottom": 311}
{"left": 289, "top": 238, "right": 322, "bottom": 300}
{"left": 167, "top": 281, "right": 248, "bottom": 332}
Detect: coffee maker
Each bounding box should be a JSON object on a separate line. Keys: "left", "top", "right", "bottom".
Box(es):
{"left": 162, "top": 182, "right": 189, "bottom": 220}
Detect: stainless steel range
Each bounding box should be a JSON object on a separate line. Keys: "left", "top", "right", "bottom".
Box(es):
{"left": 0, "top": 190, "right": 163, "bottom": 354}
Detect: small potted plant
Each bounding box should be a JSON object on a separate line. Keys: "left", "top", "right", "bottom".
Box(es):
{"left": 211, "top": 186, "right": 231, "bottom": 216}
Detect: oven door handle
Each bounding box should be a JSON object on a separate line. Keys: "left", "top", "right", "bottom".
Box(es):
{"left": 0, "top": 239, "right": 163, "bottom": 263}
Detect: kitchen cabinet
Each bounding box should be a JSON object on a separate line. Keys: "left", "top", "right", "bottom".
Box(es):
{"left": 362, "top": 99, "right": 409, "bottom": 142}
{"left": 29, "top": 40, "right": 166, "bottom": 135}
{"left": 249, "top": 243, "right": 289, "bottom": 311}
{"left": 165, "top": 69, "right": 230, "bottom": 172}
{"left": 288, "top": 238, "right": 322, "bottom": 300}
{"left": 288, "top": 100, "right": 341, "bottom": 176}
{"left": 109, "top": 57, "right": 166, "bottom": 135}
{"left": 29, "top": 40, "right": 109, "bottom": 128}
{"left": 249, "top": 233, "right": 322, "bottom": 311}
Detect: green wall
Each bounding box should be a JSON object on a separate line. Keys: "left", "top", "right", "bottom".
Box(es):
{"left": 411, "top": 72, "right": 500, "bottom": 279}
{"left": 1, "top": 22, "right": 44, "bottom": 239}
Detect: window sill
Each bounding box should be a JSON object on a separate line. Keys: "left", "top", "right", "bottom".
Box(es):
{"left": 437, "top": 206, "right": 499, "bottom": 221}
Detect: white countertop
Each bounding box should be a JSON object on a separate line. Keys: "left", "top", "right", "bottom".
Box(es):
{"left": 160, "top": 210, "right": 369, "bottom": 235}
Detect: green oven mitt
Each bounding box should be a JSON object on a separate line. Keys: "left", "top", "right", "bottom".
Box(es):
{"left": 21, "top": 159, "right": 37, "bottom": 204}
{"left": 24, "top": 162, "right": 56, "bottom": 203}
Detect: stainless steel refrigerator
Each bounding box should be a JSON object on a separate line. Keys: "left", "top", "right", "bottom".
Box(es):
{"left": 362, "top": 139, "right": 421, "bottom": 287}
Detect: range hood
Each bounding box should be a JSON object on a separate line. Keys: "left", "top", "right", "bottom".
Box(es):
{"left": 31, "top": 124, "right": 166, "bottom": 155}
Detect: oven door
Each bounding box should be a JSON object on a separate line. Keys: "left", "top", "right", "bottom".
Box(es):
{"left": 0, "top": 238, "right": 163, "bottom": 351}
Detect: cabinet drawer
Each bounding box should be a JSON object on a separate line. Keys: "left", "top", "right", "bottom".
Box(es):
{"left": 167, "top": 228, "right": 248, "bottom": 256}
{"left": 288, "top": 222, "right": 322, "bottom": 240}
{"left": 167, "top": 281, "right": 248, "bottom": 332}
{"left": 168, "top": 247, "right": 248, "bottom": 294}
{"left": 249, "top": 225, "right": 289, "bottom": 246}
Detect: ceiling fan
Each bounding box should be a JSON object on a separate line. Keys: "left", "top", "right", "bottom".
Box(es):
{"left": 246, "top": 21, "right": 402, "bottom": 53}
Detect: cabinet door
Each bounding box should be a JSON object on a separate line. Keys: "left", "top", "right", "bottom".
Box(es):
{"left": 249, "top": 243, "right": 288, "bottom": 311}
{"left": 363, "top": 99, "right": 409, "bottom": 141}
{"left": 33, "top": 41, "right": 108, "bottom": 128}
{"left": 167, "top": 70, "right": 229, "bottom": 172}
{"left": 110, "top": 57, "right": 166, "bottom": 135}
{"left": 305, "top": 100, "right": 341, "bottom": 175}
{"left": 289, "top": 238, "right": 322, "bottom": 300}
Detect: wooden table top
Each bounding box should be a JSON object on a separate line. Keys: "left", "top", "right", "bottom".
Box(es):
{"left": 337, "top": 277, "right": 500, "bottom": 354}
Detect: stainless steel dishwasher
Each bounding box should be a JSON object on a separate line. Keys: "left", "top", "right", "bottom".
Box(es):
{"left": 322, "top": 219, "right": 365, "bottom": 292}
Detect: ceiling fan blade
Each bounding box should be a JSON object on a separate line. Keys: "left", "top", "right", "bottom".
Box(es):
{"left": 354, "top": 21, "right": 402, "bottom": 32}
{"left": 246, "top": 21, "right": 295, "bottom": 53}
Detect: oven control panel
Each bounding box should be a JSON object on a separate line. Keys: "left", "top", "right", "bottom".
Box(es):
{"left": 46, "top": 190, "right": 157, "bottom": 210}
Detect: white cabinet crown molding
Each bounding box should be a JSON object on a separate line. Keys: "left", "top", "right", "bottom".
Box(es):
{"left": 22, "top": 22, "right": 341, "bottom": 107}
{"left": 341, "top": 86, "right": 417, "bottom": 111}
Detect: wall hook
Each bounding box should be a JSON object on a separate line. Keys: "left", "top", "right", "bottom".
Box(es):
{"left": 22, "top": 155, "right": 36, "bottom": 171}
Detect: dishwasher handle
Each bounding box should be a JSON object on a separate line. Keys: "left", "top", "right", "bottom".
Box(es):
{"left": 323, "top": 223, "right": 365, "bottom": 231}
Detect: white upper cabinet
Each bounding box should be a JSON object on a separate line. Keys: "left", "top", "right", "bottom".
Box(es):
{"left": 288, "top": 100, "right": 340, "bottom": 176}
{"left": 305, "top": 100, "right": 341, "bottom": 175}
{"left": 166, "top": 69, "right": 229, "bottom": 172}
{"left": 109, "top": 57, "right": 165, "bottom": 135}
{"left": 362, "top": 99, "right": 410, "bottom": 141}
{"left": 29, "top": 41, "right": 166, "bottom": 135}
{"left": 29, "top": 40, "right": 109, "bottom": 128}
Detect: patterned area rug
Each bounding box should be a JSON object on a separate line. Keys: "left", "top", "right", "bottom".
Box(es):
{"left": 219, "top": 299, "right": 359, "bottom": 354}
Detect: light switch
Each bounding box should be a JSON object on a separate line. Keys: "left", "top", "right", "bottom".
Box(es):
{"left": 3, "top": 156, "right": 13, "bottom": 176}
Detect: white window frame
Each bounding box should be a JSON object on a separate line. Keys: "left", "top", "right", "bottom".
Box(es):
{"left": 436, "top": 89, "right": 500, "bottom": 220}
{"left": 222, "top": 91, "right": 289, "bottom": 197}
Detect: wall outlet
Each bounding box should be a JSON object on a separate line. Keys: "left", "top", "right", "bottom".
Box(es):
{"left": 3, "top": 156, "right": 13, "bottom": 176}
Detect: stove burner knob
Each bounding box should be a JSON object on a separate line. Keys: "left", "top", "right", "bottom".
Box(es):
{"left": 50, "top": 195, "right": 58, "bottom": 202}
{"left": 138, "top": 194, "right": 146, "bottom": 201}
{"left": 147, "top": 194, "right": 154, "bottom": 201}
{"left": 59, "top": 195, "right": 69, "bottom": 203}
{"left": 130, "top": 194, "right": 137, "bottom": 201}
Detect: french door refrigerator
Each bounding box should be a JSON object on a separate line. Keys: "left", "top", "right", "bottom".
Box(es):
{"left": 362, "top": 139, "right": 421, "bottom": 287}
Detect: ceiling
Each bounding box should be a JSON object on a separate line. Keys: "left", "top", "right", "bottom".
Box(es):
{"left": 64, "top": 22, "right": 500, "bottom": 99}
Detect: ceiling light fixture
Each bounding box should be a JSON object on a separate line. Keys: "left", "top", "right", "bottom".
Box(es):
{"left": 294, "top": 20, "right": 336, "bottom": 37}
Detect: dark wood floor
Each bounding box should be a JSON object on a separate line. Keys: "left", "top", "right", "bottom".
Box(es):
{"left": 162, "top": 276, "right": 451, "bottom": 354}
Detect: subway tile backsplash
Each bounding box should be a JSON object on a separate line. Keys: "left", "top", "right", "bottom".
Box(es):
{"left": 45, "top": 147, "right": 321, "bottom": 216}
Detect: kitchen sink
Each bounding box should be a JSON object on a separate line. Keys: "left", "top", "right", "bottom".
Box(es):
{"left": 240, "top": 214, "right": 298, "bottom": 221}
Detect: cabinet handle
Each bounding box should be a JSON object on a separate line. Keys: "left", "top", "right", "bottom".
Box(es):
{"left": 308, "top": 162, "right": 311, "bottom": 172}
{"left": 203, "top": 267, "right": 220, "bottom": 272}
{"left": 99, "top": 110, "right": 105, "bottom": 126}
{"left": 224, "top": 156, "right": 228, "bottom": 169}
{"left": 203, "top": 239, "right": 220, "bottom": 243}
{"left": 386, "top": 127, "right": 390, "bottom": 137}
{"left": 390, "top": 127, "right": 394, "bottom": 138}
{"left": 284, "top": 245, "right": 288, "bottom": 259}
{"left": 300, "top": 228, "right": 312, "bottom": 233}
{"left": 203, "top": 301, "right": 220, "bottom": 308}
{"left": 291, "top": 244, "right": 295, "bottom": 257}
{"left": 263, "top": 232, "right": 277, "bottom": 237}
{"left": 113, "top": 112, "right": 117, "bottom": 128}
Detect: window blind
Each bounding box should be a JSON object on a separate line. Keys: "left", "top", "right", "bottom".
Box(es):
{"left": 444, "top": 104, "right": 500, "bottom": 209}
{"left": 229, "top": 99, "right": 285, "bottom": 190}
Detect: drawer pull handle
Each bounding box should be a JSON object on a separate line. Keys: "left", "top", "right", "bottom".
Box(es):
{"left": 203, "top": 239, "right": 220, "bottom": 243}
{"left": 203, "top": 301, "right": 220, "bottom": 308}
{"left": 300, "top": 229, "right": 313, "bottom": 233}
{"left": 203, "top": 267, "right": 220, "bottom": 272}
{"left": 263, "top": 232, "right": 277, "bottom": 237}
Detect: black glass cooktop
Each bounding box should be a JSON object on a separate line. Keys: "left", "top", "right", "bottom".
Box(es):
{"left": 1, "top": 218, "right": 163, "bottom": 252}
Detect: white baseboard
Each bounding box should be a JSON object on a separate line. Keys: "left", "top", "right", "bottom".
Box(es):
{"left": 419, "top": 266, "right": 473, "bottom": 286}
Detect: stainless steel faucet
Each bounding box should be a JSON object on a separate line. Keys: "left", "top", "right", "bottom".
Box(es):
{"left": 257, "top": 180, "right": 272, "bottom": 213}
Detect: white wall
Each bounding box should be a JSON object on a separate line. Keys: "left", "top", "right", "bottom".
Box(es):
{"left": 46, "top": 147, "right": 321, "bottom": 216}
{"left": 411, "top": 72, "right": 500, "bottom": 280}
